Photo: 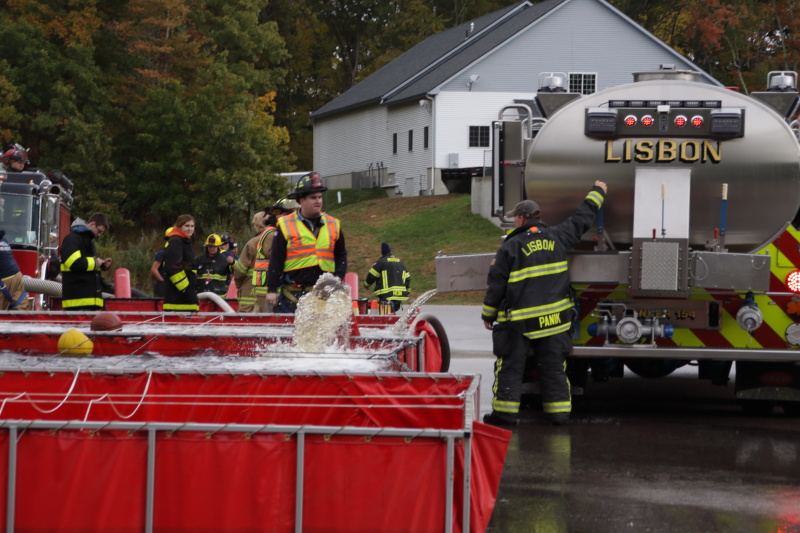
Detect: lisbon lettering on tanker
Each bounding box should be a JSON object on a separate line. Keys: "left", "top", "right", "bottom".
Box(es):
{"left": 604, "top": 139, "right": 722, "bottom": 164}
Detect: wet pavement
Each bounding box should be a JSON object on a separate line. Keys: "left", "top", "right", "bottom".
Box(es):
{"left": 421, "top": 305, "right": 800, "bottom": 533}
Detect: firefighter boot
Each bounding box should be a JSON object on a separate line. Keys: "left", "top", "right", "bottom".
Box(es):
{"left": 483, "top": 411, "right": 519, "bottom": 428}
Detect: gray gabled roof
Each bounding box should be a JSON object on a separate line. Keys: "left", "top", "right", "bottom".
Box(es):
{"left": 310, "top": 0, "right": 551, "bottom": 119}
{"left": 310, "top": 0, "right": 716, "bottom": 120}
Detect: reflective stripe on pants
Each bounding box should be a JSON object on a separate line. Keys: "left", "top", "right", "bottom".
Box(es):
{"left": 491, "top": 328, "right": 572, "bottom": 416}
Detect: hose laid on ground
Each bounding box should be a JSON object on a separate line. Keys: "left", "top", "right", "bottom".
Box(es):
{"left": 23, "top": 276, "right": 62, "bottom": 297}
{"left": 198, "top": 291, "right": 236, "bottom": 314}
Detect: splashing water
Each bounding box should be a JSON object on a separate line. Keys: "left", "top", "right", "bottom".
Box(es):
{"left": 292, "top": 273, "right": 353, "bottom": 353}
{"left": 390, "top": 289, "right": 438, "bottom": 335}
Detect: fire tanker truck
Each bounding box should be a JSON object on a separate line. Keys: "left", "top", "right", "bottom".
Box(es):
{"left": 436, "top": 66, "right": 800, "bottom": 415}
{"left": 0, "top": 163, "right": 73, "bottom": 307}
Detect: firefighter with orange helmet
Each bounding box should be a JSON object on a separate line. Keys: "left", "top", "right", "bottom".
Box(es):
{"left": 266, "top": 172, "right": 348, "bottom": 313}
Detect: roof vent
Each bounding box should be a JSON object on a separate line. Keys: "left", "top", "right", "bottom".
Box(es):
{"left": 633, "top": 66, "right": 701, "bottom": 83}
{"left": 767, "top": 71, "right": 797, "bottom": 92}
{"left": 538, "top": 72, "right": 568, "bottom": 93}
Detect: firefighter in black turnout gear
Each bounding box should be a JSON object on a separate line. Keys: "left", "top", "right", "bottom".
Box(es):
{"left": 482, "top": 181, "right": 607, "bottom": 427}
{"left": 195, "top": 233, "right": 233, "bottom": 296}
{"left": 59, "top": 213, "right": 111, "bottom": 311}
{"left": 363, "top": 242, "right": 410, "bottom": 313}
{"left": 163, "top": 215, "right": 199, "bottom": 312}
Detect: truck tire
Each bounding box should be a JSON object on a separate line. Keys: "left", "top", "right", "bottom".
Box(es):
{"left": 624, "top": 359, "right": 684, "bottom": 379}
{"left": 740, "top": 400, "right": 774, "bottom": 416}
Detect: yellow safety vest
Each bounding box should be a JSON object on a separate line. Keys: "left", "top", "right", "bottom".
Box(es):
{"left": 277, "top": 212, "right": 340, "bottom": 273}
{"left": 252, "top": 227, "right": 275, "bottom": 295}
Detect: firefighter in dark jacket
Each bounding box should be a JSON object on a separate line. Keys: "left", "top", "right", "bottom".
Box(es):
{"left": 59, "top": 213, "right": 111, "bottom": 311}
{"left": 363, "top": 242, "right": 410, "bottom": 313}
{"left": 163, "top": 214, "right": 199, "bottom": 312}
{"left": 482, "top": 181, "right": 607, "bottom": 427}
{"left": 265, "top": 172, "right": 347, "bottom": 313}
{"left": 195, "top": 233, "right": 233, "bottom": 296}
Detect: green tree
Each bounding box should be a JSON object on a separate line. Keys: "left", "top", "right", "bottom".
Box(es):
{"left": 0, "top": 4, "right": 124, "bottom": 219}
{"left": 0, "top": 69, "right": 22, "bottom": 145}
{"left": 111, "top": 0, "right": 293, "bottom": 227}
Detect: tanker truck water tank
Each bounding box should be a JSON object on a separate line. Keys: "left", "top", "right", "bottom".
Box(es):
{"left": 525, "top": 78, "right": 800, "bottom": 253}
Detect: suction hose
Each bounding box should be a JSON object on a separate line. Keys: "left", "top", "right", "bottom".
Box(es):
{"left": 198, "top": 291, "right": 237, "bottom": 314}
{"left": 23, "top": 276, "right": 62, "bottom": 297}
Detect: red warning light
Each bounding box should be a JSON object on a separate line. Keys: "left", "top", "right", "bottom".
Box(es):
{"left": 624, "top": 115, "right": 637, "bottom": 127}
{"left": 674, "top": 115, "right": 687, "bottom": 127}
{"left": 641, "top": 115, "right": 654, "bottom": 127}
{"left": 787, "top": 271, "right": 800, "bottom": 293}
{"left": 691, "top": 115, "right": 704, "bottom": 127}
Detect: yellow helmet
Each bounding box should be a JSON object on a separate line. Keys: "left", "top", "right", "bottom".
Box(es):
{"left": 205, "top": 233, "right": 223, "bottom": 247}
{"left": 270, "top": 197, "right": 299, "bottom": 215}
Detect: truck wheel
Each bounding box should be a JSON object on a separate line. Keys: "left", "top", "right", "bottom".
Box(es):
{"left": 414, "top": 313, "right": 451, "bottom": 372}
{"left": 782, "top": 402, "right": 800, "bottom": 417}
{"left": 740, "top": 400, "right": 774, "bottom": 416}
{"left": 624, "top": 359, "right": 683, "bottom": 379}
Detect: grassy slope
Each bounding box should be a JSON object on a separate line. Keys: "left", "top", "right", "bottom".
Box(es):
{"left": 105, "top": 189, "right": 504, "bottom": 303}
{"left": 324, "top": 190, "right": 503, "bottom": 305}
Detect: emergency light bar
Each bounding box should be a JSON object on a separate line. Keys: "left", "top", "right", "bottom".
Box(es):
{"left": 587, "top": 104, "right": 743, "bottom": 139}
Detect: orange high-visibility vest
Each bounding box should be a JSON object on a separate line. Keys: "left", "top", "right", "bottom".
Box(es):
{"left": 252, "top": 227, "right": 276, "bottom": 295}
{"left": 277, "top": 212, "right": 340, "bottom": 273}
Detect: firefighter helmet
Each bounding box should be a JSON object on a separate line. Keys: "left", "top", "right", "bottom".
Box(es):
{"left": 205, "top": 234, "right": 223, "bottom": 247}
{"left": 1, "top": 146, "right": 29, "bottom": 166}
{"left": 219, "top": 232, "right": 231, "bottom": 244}
{"left": 269, "top": 197, "right": 299, "bottom": 214}
{"left": 288, "top": 172, "right": 327, "bottom": 199}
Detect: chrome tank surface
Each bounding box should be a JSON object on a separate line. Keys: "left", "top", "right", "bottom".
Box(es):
{"left": 525, "top": 80, "right": 800, "bottom": 252}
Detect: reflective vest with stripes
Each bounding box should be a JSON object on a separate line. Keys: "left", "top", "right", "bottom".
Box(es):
{"left": 277, "top": 212, "right": 340, "bottom": 273}
{"left": 252, "top": 227, "right": 276, "bottom": 295}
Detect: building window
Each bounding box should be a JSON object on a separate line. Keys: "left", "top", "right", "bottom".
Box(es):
{"left": 408, "top": 130, "right": 413, "bottom": 151}
{"left": 424, "top": 126, "right": 429, "bottom": 149}
{"left": 569, "top": 73, "right": 597, "bottom": 94}
{"left": 469, "top": 126, "right": 490, "bottom": 147}
{"left": 393, "top": 133, "right": 397, "bottom": 154}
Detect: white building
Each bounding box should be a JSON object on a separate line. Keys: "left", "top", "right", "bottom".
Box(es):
{"left": 310, "top": 0, "right": 720, "bottom": 198}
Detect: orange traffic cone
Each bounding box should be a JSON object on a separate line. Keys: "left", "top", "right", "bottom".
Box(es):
{"left": 369, "top": 299, "right": 379, "bottom": 315}
{"left": 352, "top": 300, "right": 359, "bottom": 315}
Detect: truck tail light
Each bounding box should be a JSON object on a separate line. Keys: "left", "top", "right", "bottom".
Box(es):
{"left": 786, "top": 271, "right": 800, "bottom": 292}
